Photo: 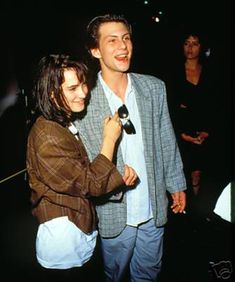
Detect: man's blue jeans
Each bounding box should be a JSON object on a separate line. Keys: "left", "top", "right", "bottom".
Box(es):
{"left": 101, "top": 218, "right": 164, "bottom": 282}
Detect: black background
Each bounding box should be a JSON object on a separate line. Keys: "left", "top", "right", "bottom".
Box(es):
{"left": 0, "top": 1, "right": 233, "bottom": 281}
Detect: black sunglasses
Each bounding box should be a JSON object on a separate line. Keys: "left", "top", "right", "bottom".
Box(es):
{"left": 117, "top": 104, "right": 136, "bottom": 135}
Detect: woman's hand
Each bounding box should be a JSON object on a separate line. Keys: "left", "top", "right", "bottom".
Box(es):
{"left": 100, "top": 112, "right": 122, "bottom": 160}
{"left": 181, "top": 132, "right": 208, "bottom": 145}
{"left": 103, "top": 112, "right": 122, "bottom": 144}
{"left": 196, "top": 131, "right": 209, "bottom": 143}
{"left": 122, "top": 164, "right": 138, "bottom": 186}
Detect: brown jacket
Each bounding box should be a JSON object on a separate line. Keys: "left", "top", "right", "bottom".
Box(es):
{"left": 26, "top": 116, "right": 124, "bottom": 233}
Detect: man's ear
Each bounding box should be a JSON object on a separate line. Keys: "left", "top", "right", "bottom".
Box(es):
{"left": 90, "top": 48, "right": 101, "bottom": 59}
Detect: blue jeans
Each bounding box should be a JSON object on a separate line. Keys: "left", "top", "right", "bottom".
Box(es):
{"left": 101, "top": 219, "right": 164, "bottom": 282}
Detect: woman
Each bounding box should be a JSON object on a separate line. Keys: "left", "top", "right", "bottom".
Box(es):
{"left": 26, "top": 54, "right": 137, "bottom": 279}
{"left": 167, "top": 31, "right": 216, "bottom": 197}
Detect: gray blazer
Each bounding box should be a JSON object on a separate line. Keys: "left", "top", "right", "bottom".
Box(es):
{"left": 76, "top": 73, "right": 186, "bottom": 237}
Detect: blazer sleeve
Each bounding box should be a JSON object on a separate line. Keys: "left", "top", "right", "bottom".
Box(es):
{"left": 158, "top": 81, "right": 187, "bottom": 192}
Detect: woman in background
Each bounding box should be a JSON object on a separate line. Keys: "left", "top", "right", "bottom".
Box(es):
{"left": 167, "top": 30, "right": 216, "bottom": 197}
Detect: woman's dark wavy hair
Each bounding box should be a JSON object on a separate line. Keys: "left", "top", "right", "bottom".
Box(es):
{"left": 32, "top": 54, "right": 88, "bottom": 127}
{"left": 86, "top": 14, "right": 132, "bottom": 52}
{"left": 181, "top": 29, "right": 208, "bottom": 63}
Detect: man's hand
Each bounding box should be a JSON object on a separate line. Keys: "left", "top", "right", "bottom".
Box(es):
{"left": 170, "top": 191, "right": 186, "bottom": 214}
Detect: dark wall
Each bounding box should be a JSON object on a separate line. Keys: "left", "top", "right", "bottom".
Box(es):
{"left": 0, "top": 0, "right": 232, "bottom": 179}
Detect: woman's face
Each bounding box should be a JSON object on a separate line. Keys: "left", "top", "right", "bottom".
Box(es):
{"left": 61, "top": 69, "right": 88, "bottom": 113}
{"left": 183, "top": 35, "right": 201, "bottom": 60}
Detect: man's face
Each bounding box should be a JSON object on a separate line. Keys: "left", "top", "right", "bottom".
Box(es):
{"left": 91, "top": 22, "right": 133, "bottom": 74}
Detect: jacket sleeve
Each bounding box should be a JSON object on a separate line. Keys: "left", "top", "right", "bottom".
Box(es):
{"left": 27, "top": 123, "right": 124, "bottom": 199}
{"left": 158, "top": 81, "right": 187, "bottom": 193}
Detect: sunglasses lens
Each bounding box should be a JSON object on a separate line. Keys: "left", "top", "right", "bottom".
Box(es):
{"left": 118, "top": 104, "right": 136, "bottom": 134}
{"left": 118, "top": 105, "right": 128, "bottom": 118}
{"left": 123, "top": 120, "right": 136, "bottom": 134}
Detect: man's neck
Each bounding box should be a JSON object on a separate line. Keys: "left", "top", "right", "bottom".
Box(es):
{"left": 101, "top": 71, "right": 128, "bottom": 102}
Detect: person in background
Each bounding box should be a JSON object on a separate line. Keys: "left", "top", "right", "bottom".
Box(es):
{"left": 26, "top": 54, "right": 137, "bottom": 281}
{"left": 75, "top": 14, "right": 186, "bottom": 282}
{"left": 0, "top": 72, "right": 26, "bottom": 180}
{"left": 0, "top": 75, "right": 20, "bottom": 117}
{"left": 166, "top": 30, "right": 216, "bottom": 196}
{"left": 165, "top": 29, "right": 231, "bottom": 220}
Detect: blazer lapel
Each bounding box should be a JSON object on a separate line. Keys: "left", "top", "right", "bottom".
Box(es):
{"left": 130, "top": 74, "right": 154, "bottom": 157}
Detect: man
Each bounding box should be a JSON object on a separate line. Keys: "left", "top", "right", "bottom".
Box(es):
{"left": 76, "top": 14, "right": 186, "bottom": 282}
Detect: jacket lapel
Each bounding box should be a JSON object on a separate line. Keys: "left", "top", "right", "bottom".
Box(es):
{"left": 130, "top": 74, "right": 154, "bottom": 159}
